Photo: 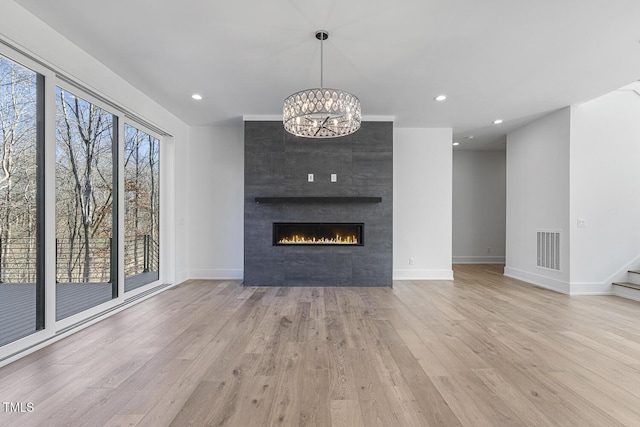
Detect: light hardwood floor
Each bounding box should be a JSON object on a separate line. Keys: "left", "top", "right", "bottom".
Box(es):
{"left": 1, "top": 264, "right": 640, "bottom": 426}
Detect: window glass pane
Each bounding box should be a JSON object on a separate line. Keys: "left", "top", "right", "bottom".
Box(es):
{"left": 0, "top": 55, "right": 41, "bottom": 346}
{"left": 124, "top": 124, "right": 159, "bottom": 291}
{"left": 55, "top": 87, "right": 115, "bottom": 320}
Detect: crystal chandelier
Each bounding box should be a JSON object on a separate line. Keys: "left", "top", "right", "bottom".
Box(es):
{"left": 283, "top": 30, "right": 361, "bottom": 138}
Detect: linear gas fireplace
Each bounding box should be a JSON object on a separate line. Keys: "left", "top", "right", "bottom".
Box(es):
{"left": 273, "top": 223, "right": 364, "bottom": 246}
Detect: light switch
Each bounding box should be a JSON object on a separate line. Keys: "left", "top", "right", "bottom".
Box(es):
{"left": 307, "top": 173, "right": 314, "bottom": 182}
{"left": 331, "top": 173, "right": 337, "bottom": 182}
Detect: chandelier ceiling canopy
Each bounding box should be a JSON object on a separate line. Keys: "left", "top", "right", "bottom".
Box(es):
{"left": 283, "top": 30, "right": 362, "bottom": 139}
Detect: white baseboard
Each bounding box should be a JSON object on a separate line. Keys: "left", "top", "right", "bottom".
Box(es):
{"left": 453, "top": 256, "right": 505, "bottom": 264}
{"left": 393, "top": 269, "right": 454, "bottom": 281}
{"left": 569, "top": 282, "right": 612, "bottom": 296}
{"left": 613, "top": 285, "right": 640, "bottom": 302}
{"left": 189, "top": 269, "right": 244, "bottom": 280}
{"left": 504, "top": 266, "right": 570, "bottom": 295}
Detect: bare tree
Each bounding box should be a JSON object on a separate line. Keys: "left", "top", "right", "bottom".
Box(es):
{"left": 56, "top": 88, "right": 113, "bottom": 282}
{"left": 0, "top": 57, "right": 38, "bottom": 282}
{"left": 124, "top": 125, "right": 159, "bottom": 279}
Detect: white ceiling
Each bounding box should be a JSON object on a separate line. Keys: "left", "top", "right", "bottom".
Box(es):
{"left": 15, "top": 0, "right": 640, "bottom": 150}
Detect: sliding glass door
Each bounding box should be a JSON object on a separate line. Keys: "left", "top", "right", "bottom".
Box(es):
{"left": 0, "top": 46, "right": 166, "bottom": 354}
{"left": 55, "top": 87, "right": 117, "bottom": 320}
{"left": 0, "top": 55, "right": 44, "bottom": 346}
{"left": 124, "top": 124, "right": 160, "bottom": 291}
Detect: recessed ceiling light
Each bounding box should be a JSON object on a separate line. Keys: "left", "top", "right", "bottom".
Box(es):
{"left": 192, "top": 94, "right": 203, "bottom": 100}
{"left": 434, "top": 95, "right": 447, "bottom": 101}
{"left": 492, "top": 119, "right": 503, "bottom": 124}
{"left": 453, "top": 142, "right": 460, "bottom": 146}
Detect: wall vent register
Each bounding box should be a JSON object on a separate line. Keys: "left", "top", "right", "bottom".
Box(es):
{"left": 537, "top": 230, "right": 560, "bottom": 271}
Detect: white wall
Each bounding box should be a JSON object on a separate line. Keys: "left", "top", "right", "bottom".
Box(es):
{"left": 188, "top": 124, "right": 244, "bottom": 279}
{"left": 173, "top": 134, "right": 189, "bottom": 284}
{"left": 453, "top": 150, "right": 506, "bottom": 264}
{"left": 569, "top": 86, "right": 640, "bottom": 293}
{"left": 186, "top": 124, "right": 454, "bottom": 282}
{"left": 505, "top": 108, "right": 571, "bottom": 293}
{"left": 189, "top": 124, "right": 499, "bottom": 283}
{"left": 393, "top": 128, "right": 453, "bottom": 280}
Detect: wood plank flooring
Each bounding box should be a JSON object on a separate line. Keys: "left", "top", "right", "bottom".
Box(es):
{"left": 2, "top": 264, "right": 640, "bottom": 426}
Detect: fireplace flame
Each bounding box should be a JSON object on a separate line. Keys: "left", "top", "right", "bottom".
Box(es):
{"left": 278, "top": 234, "right": 359, "bottom": 245}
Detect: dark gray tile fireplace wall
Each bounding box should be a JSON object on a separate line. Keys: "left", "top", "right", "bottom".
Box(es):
{"left": 244, "top": 121, "right": 393, "bottom": 287}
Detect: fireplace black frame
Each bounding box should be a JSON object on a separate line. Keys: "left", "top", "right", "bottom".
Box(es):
{"left": 273, "top": 222, "right": 364, "bottom": 246}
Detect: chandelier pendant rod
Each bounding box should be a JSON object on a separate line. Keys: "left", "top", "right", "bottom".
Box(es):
{"left": 320, "top": 32, "right": 324, "bottom": 89}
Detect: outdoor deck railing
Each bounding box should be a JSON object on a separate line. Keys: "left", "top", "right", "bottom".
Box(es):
{"left": 0, "top": 235, "right": 158, "bottom": 283}
{"left": 0, "top": 238, "right": 37, "bottom": 283}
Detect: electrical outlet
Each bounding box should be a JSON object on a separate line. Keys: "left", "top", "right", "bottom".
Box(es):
{"left": 409, "top": 257, "right": 415, "bottom": 266}
{"left": 486, "top": 247, "right": 491, "bottom": 253}
{"left": 307, "top": 173, "right": 314, "bottom": 182}
{"left": 331, "top": 173, "right": 337, "bottom": 182}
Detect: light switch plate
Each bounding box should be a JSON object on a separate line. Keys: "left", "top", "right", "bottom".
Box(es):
{"left": 331, "top": 173, "right": 337, "bottom": 182}
{"left": 307, "top": 173, "right": 314, "bottom": 182}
